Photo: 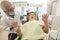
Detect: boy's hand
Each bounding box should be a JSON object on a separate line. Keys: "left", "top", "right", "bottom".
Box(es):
{"left": 42, "top": 14, "right": 48, "bottom": 23}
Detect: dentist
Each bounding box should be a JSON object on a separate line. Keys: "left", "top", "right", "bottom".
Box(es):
{"left": 0, "top": 1, "right": 21, "bottom": 40}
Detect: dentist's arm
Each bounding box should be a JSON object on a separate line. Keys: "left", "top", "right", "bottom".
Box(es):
{"left": 42, "top": 14, "right": 48, "bottom": 33}
{"left": 0, "top": 18, "right": 8, "bottom": 31}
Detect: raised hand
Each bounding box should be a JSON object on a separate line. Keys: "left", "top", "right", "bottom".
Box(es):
{"left": 42, "top": 14, "right": 48, "bottom": 23}
{"left": 42, "top": 14, "right": 48, "bottom": 33}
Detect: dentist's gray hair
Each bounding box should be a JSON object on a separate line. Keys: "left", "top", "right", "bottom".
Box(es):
{"left": 0, "top": 1, "right": 12, "bottom": 10}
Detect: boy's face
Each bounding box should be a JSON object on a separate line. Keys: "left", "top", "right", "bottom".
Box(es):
{"left": 29, "top": 13, "right": 36, "bottom": 20}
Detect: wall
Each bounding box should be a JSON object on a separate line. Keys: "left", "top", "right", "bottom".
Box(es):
{"left": 56, "top": 0, "right": 60, "bottom": 15}
{"left": 47, "top": 0, "right": 58, "bottom": 15}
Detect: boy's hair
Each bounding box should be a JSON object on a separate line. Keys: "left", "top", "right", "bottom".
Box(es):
{"left": 27, "top": 11, "right": 36, "bottom": 16}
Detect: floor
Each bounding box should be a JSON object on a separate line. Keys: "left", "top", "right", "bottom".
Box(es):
{"left": 0, "top": 30, "right": 8, "bottom": 40}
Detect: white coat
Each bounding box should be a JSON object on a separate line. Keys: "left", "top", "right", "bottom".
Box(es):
{"left": 1, "top": 11, "right": 22, "bottom": 33}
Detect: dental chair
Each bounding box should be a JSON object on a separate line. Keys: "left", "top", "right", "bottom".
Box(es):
{"left": 48, "top": 15, "right": 60, "bottom": 40}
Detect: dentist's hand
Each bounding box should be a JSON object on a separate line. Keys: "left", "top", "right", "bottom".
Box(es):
{"left": 11, "top": 22, "right": 22, "bottom": 36}
{"left": 11, "top": 22, "right": 18, "bottom": 31}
